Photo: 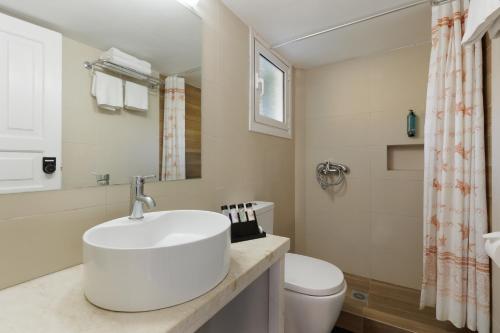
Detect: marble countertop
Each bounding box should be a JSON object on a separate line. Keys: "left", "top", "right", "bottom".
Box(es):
{"left": 0, "top": 235, "right": 290, "bottom": 333}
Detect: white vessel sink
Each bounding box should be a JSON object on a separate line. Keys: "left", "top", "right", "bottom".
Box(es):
{"left": 83, "top": 210, "right": 231, "bottom": 312}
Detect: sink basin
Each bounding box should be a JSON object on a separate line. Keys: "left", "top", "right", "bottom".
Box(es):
{"left": 83, "top": 210, "right": 231, "bottom": 312}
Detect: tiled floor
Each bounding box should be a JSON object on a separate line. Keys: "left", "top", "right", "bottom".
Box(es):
{"left": 333, "top": 327, "right": 354, "bottom": 333}
{"left": 337, "top": 273, "right": 474, "bottom": 333}
{"left": 336, "top": 312, "right": 412, "bottom": 333}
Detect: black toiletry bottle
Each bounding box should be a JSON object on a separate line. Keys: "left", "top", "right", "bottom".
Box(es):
{"left": 237, "top": 203, "right": 247, "bottom": 222}
{"left": 229, "top": 204, "right": 239, "bottom": 223}
{"left": 221, "top": 205, "right": 231, "bottom": 222}
{"left": 407, "top": 109, "right": 417, "bottom": 137}
{"left": 245, "top": 203, "right": 256, "bottom": 222}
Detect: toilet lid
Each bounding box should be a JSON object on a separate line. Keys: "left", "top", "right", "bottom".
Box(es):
{"left": 284, "top": 253, "right": 345, "bottom": 297}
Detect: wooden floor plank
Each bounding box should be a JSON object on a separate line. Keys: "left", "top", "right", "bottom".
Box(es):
{"left": 337, "top": 274, "right": 473, "bottom": 333}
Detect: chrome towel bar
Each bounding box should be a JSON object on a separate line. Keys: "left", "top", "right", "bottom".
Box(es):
{"left": 83, "top": 59, "right": 161, "bottom": 89}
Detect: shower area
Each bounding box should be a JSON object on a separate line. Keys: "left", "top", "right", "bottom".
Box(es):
{"left": 291, "top": 0, "right": 493, "bottom": 332}
{"left": 295, "top": 41, "right": 437, "bottom": 332}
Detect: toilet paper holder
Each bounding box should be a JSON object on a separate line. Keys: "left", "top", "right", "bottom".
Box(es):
{"left": 483, "top": 232, "right": 500, "bottom": 267}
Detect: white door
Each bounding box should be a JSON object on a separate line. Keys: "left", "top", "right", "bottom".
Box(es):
{"left": 0, "top": 12, "right": 62, "bottom": 193}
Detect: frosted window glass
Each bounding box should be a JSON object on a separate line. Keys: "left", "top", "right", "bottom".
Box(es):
{"left": 259, "top": 55, "right": 284, "bottom": 123}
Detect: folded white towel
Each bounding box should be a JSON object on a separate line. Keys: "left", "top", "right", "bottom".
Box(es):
{"left": 102, "top": 47, "right": 145, "bottom": 64}
{"left": 106, "top": 55, "right": 152, "bottom": 75}
{"left": 124, "top": 81, "right": 148, "bottom": 112}
{"left": 100, "top": 48, "right": 152, "bottom": 75}
{"left": 462, "top": 0, "right": 500, "bottom": 45}
{"left": 91, "top": 71, "right": 123, "bottom": 111}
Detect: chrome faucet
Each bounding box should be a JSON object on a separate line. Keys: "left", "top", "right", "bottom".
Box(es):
{"left": 129, "top": 175, "right": 157, "bottom": 220}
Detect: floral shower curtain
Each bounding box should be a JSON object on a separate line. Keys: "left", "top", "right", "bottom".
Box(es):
{"left": 420, "top": 0, "right": 489, "bottom": 332}
{"left": 161, "top": 76, "right": 186, "bottom": 181}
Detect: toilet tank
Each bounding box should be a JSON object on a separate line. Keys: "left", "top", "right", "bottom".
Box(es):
{"left": 253, "top": 201, "right": 274, "bottom": 234}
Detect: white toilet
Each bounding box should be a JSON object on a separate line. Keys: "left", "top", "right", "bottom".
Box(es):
{"left": 253, "top": 202, "right": 347, "bottom": 333}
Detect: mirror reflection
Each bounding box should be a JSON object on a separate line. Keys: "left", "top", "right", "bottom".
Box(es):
{"left": 0, "top": 0, "right": 202, "bottom": 193}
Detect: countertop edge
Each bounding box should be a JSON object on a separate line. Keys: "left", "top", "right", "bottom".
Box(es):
{"left": 0, "top": 235, "right": 290, "bottom": 333}
{"left": 178, "top": 236, "right": 290, "bottom": 333}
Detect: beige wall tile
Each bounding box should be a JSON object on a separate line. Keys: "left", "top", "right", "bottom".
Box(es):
{"left": 0, "top": 187, "right": 105, "bottom": 220}
{"left": 306, "top": 177, "right": 371, "bottom": 216}
{"left": 367, "top": 44, "right": 430, "bottom": 114}
{"left": 305, "top": 59, "right": 371, "bottom": 117}
{"left": 306, "top": 113, "right": 371, "bottom": 149}
{"left": 105, "top": 184, "right": 129, "bottom": 205}
{"left": 62, "top": 142, "right": 99, "bottom": 188}
{"left": 294, "top": 69, "right": 308, "bottom": 252}
{"left": 305, "top": 209, "right": 371, "bottom": 278}
{"left": 0, "top": 206, "right": 106, "bottom": 289}
{"left": 0, "top": 0, "right": 295, "bottom": 289}
{"left": 370, "top": 213, "right": 422, "bottom": 289}
{"left": 293, "top": 69, "right": 306, "bottom": 252}
{"left": 371, "top": 214, "right": 420, "bottom": 250}
{"left": 297, "top": 43, "right": 429, "bottom": 289}
{"left": 62, "top": 37, "right": 99, "bottom": 146}
{"left": 105, "top": 202, "right": 129, "bottom": 221}
{"left": 371, "top": 179, "right": 421, "bottom": 217}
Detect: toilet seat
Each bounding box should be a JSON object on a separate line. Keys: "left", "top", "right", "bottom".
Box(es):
{"left": 284, "top": 253, "right": 345, "bottom": 297}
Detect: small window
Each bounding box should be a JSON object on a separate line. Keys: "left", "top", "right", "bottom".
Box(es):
{"left": 250, "top": 34, "right": 292, "bottom": 139}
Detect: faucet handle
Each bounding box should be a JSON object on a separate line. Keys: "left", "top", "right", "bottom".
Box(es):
{"left": 143, "top": 175, "right": 156, "bottom": 185}
{"left": 132, "top": 175, "right": 156, "bottom": 185}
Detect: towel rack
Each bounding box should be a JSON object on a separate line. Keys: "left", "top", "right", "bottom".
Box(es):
{"left": 83, "top": 59, "right": 161, "bottom": 89}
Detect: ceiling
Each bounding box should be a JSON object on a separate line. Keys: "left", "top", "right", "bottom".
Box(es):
{"left": 222, "top": 0, "right": 431, "bottom": 68}
{"left": 0, "top": 0, "right": 202, "bottom": 76}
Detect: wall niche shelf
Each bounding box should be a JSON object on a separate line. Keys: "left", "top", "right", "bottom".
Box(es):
{"left": 387, "top": 144, "right": 424, "bottom": 171}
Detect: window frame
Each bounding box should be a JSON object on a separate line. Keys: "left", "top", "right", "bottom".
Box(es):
{"left": 249, "top": 31, "right": 292, "bottom": 139}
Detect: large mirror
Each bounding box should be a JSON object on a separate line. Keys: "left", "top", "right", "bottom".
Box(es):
{"left": 0, "top": 0, "right": 202, "bottom": 191}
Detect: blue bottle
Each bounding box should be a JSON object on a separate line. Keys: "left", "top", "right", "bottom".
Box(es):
{"left": 407, "top": 110, "right": 416, "bottom": 137}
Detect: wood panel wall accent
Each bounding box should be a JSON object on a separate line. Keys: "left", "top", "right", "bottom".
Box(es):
{"left": 158, "top": 75, "right": 201, "bottom": 179}
{"left": 159, "top": 74, "right": 165, "bottom": 177}
{"left": 184, "top": 83, "right": 202, "bottom": 179}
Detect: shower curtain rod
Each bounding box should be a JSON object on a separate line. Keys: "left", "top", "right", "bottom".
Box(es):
{"left": 271, "top": 0, "right": 448, "bottom": 50}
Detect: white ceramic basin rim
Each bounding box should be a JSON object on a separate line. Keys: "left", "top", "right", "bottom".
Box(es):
{"left": 83, "top": 210, "right": 230, "bottom": 250}
{"left": 83, "top": 210, "right": 231, "bottom": 312}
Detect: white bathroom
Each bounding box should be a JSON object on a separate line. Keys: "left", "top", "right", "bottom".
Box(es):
{"left": 0, "top": 0, "right": 499, "bottom": 332}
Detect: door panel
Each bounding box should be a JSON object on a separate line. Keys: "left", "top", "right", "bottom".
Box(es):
{"left": 0, "top": 12, "right": 61, "bottom": 193}
{"left": 0, "top": 152, "right": 44, "bottom": 192}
